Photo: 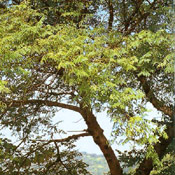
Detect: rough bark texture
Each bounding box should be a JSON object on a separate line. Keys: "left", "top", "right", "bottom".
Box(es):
{"left": 108, "top": 0, "right": 114, "bottom": 31}
{"left": 138, "top": 76, "right": 172, "bottom": 117}
{"left": 80, "top": 108, "right": 123, "bottom": 175}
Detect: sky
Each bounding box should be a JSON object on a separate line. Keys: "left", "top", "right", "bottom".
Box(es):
{"left": 1, "top": 101, "right": 161, "bottom": 155}
{"left": 52, "top": 109, "right": 113, "bottom": 155}
{"left": 2, "top": 107, "right": 114, "bottom": 155}
{"left": 52, "top": 102, "right": 161, "bottom": 155}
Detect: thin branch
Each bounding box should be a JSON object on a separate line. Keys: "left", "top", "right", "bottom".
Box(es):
{"left": 2, "top": 98, "right": 82, "bottom": 113}
{"left": 43, "top": 142, "right": 73, "bottom": 174}
{"left": 48, "top": 91, "right": 74, "bottom": 97}
{"left": 54, "top": 142, "right": 73, "bottom": 175}
{"left": 32, "top": 132, "right": 90, "bottom": 143}
{"left": 18, "top": 132, "right": 89, "bottom": 171}
{"left": 121, "top": 0, "right": 162, "bottom": 35}
{"left": 67, "top": 129, "right": 87, "bottom": 132}
{"left": 121, "top": 0, "right": 144, "bottom": 33}
{"left": 145, "top": 0, "right": 151, "bottom": 5}
{"left": 73, "top": 118, "right": 83, "bottom": 123}
{"left": 12, "top": 0, "right": 21, "bottom": 5}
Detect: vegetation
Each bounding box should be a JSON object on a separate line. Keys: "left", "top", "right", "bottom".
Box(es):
{"left": 82, "top": 151, "right": 175, "bottom": 175}
{"left": 82, "top": 152, "right": 109, "bottom": 175}
{"left": 0, "top": 0, "right": 174, "bottom": 175}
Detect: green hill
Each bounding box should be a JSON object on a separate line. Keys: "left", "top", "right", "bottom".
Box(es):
{"left": 81, "top": 152, "right": 109, "bottom": 175}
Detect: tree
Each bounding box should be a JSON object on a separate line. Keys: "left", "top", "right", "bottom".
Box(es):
{"left": 0, "top": 0, "right": 174, "bottom": 175}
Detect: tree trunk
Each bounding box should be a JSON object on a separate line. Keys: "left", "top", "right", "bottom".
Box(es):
{"left": 80, "top": 108, "right": 123, "bottom": 175}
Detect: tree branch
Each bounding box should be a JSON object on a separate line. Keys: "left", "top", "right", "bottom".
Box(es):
{"left": 121, "top": 0, "right": 161, "bottom": 35}
{"left": 108, "top": 0, "right": 114, "bottom": 31}
{"left": 121, "top": 0, "right": 143, "bottom": 33}
{"left": 138, "top": 76, "right": 173, "bottom": 118}
{"left": 2, "top": 98, "right": 82, "bottom": 113}
{"left": 53, "top": 142, "right": 74, "bottom": 175}
{"left": 80, "top": 108, "right": 123, "bottom": 175}
{"left": 135, "top": 75, "right": 174, "bottom": 175}
{"left": 32, "top": 132, "right": 90, "bottom": 144}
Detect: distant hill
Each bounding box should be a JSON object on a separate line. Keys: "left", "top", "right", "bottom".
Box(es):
{"left": 81, "top": 149, "right": 175, "bottom": 175}
{"left": 81, "top": 152, "right": 109, "bottom": 175}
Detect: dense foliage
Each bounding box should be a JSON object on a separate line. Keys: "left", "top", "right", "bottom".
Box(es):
{"left": 0, "top": 0, "right": 174, "bottom": 175}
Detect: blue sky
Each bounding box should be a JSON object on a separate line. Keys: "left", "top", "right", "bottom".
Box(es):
{"left": 53, "top": 109, "right": 113, "bottom": 154}
{"left": 53, "top": 102, "right": 161, "bottom": 155}
{"left": 1, "top": 102, "right": 161, "bottom": 155}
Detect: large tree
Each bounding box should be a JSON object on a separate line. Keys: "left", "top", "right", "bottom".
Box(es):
{"left": 0, "top": 0, "right": 174, "bottom": 175}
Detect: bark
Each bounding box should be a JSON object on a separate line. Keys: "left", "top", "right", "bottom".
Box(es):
{"left": 80, "top": 108, "right": 123, "bottom": 175}
{"left": 108, "top": 0, "right": 114, "bottom": 31}
{"left": 138, "top": 76, "right": 172, "bottom": 117}
{"left": 1, "top": 99, "right": 82, "bottom": 113}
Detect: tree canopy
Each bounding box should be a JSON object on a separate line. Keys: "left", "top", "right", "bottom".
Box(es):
{"left": 0, "top": 0, "right": 174, "bottom": 175}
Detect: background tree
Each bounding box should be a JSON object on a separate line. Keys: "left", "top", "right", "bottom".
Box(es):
{"left": 0, "top": 0, "right": 174, "bottom": 175}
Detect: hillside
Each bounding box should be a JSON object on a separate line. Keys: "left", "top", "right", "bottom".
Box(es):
{"left": 82, "top": 152, "right": 109, "bottom": 175}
